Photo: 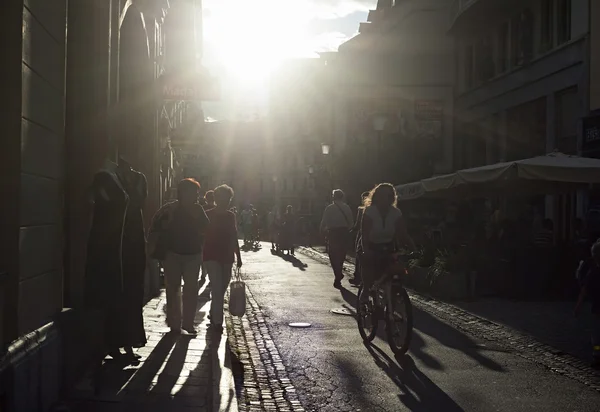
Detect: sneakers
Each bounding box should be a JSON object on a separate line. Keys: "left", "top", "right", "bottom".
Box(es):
{"left": 349, "top": 277, "right": 361, "bottom": 286}
{"left": 182, "top": 327, "right": 198, "bottom": 336}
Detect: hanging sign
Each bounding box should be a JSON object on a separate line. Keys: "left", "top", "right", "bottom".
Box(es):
{"left": 159, "top": 72, "right": 220, "bottom": 101}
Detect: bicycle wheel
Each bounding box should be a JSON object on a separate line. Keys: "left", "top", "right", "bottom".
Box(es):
{"left": 356, "top": 285, "right": 378, "bottom": 342}
{"left": 386, "top": 286, "right": 413, "bottom": 356}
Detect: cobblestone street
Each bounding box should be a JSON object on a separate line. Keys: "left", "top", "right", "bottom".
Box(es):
{"left": 227, "top": 243, "right": 600, "bottom": 412}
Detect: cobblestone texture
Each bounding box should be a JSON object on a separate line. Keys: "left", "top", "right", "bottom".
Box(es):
{"left": 298, "top": 246, "right": 600, "bottom": 393}
{"left": 225, "top": 289, "right": 305, "bottom": 412}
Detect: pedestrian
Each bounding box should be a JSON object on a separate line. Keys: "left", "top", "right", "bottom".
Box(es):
{"left": 574, "top": 241, "right": 600, "bottom": 369}
{"left": 280, "top": 205, "right": 296, "bottom": 255}
{"left": 349, "top": 191, "right": 370, "bottom": 286}
{"left": 241, "top": 205, "right": 253, "bottom": 244}
{"left": 267, "top": 208, "right": 277, "bottom": 250}
{"left": 204, "top": 190, "right": 216, "bottom": 210}
{"left": 149, "top": 178, "right": 209, "bottom": 335}
{"left": 320, "top": 189, "right": 354, "bottom": 288}
{"left": 360, "top": 183, "right": 417, "bottom": 303}
{"left": 203, "top": 185, "right": 243, "bottom": 332}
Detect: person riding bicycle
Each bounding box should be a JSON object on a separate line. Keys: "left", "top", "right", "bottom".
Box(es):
{"left": 360, "top": 183, "right": 416, "bottom": 302}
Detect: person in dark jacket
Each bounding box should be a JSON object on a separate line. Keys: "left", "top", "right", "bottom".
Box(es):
{"left": 149, "top": 178, "right": 209, "bottom": 335}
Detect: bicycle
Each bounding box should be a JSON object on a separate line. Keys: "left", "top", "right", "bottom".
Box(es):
{"left": 356, "top": 252, "right": 414, "bottom": 356}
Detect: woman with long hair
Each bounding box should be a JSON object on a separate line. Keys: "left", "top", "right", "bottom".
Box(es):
{"left": 203, "top": 185, "right": 243, "bottom": 331}
{"left": 360, "top": 183, "right": 416, "bottom": 301}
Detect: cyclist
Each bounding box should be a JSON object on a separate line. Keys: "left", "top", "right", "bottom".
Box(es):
{"left": 360, "top": 183, "right": 416, "bottom": 302}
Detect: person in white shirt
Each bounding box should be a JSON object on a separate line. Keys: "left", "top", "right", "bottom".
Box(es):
{"left": 320, "top": 189, "right": 354, "bottom": 288}
{"left": 361, "top": 183, "right": 416, "bottom": 301}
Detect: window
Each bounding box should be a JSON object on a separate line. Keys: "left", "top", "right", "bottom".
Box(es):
{"left": 557, "top": 0, "right": 571, "bottom": 45}
{"left": 476, "top": 36, "right": 495, "bottom": 82}
{"left": 497, "top": 22, "right": 510, "bottom": 73}
{"left": 556, "top": 87, "right": 579, "bottom": 154}
{"left": 464, "top": 45, "right": 474, "bottom": 89}
{"left": 540, "top": 0, "right": 554, "bottom": 52}
{"left": 513, "top": 9, "right": 534, "bottom": 66}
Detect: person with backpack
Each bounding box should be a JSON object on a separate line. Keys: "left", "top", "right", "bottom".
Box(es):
{"left": 574, "top": 241, "right": 600, "bottom": 369}
{"left": 320, "top": 189, "right": 354, "bottom": 288}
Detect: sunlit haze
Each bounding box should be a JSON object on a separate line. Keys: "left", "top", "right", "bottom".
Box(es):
{"left": 202, "top": 0, "right": 375, "bottom": 118}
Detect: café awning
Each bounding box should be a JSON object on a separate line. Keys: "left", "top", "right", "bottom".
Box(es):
{"left": 396, "top": 152, "right": 600, "bottom": 201}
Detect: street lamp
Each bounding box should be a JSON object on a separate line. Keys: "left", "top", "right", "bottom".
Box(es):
{"left": 321, "top": 143, "right": 330, "bottom": 156}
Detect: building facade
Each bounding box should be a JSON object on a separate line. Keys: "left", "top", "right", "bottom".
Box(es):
{"left": 450, "top": 0, "right": 588, "bottom": 234}
{"left": 331, "top": 0, "right": 455, "bottom": 195}
{"left": 0, "top": 1, "right": 192, "bottom": 410}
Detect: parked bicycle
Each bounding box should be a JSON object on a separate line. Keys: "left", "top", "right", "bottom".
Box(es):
{"left": 356, "top": 252, "right": 414, "bottom": 356}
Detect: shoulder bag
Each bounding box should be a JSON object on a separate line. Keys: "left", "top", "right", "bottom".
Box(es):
{"left": 229, "top": 266, "right": 246, "bottom": 317}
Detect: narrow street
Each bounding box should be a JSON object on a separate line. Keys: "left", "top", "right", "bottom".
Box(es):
{"left": 232, "top": 243, "right": 600, "bottom": 412}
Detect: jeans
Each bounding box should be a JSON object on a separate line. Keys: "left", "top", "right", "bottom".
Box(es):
{"left": 163, "top": 252, "right": 203, "bottom": 330}
{"left": 327, "top": 228, "right": 350, "bottom": 281}
{"left": 204, "top": 261, "right": 233, "bottom": 326}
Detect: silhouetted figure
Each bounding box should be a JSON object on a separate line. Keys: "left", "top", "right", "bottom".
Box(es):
{"left": 203, "top": 185, "right": 243, "bottom": 332}
{"left": 320, "top": 189, "right": 354, "bottom": 288}
{"left": 85, "top": 158, "right": 147, "bottom": 360}
{"left": 150, "top": 179, "right": 209, "bottom": 335}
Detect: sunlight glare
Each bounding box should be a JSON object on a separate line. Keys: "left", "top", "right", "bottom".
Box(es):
{"left": 204, "top": 0, "right": 316, "bottom": 86}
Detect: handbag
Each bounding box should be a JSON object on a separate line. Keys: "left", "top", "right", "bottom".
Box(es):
{"left": 229, "top": 267, "right": 246, "bottom": 317}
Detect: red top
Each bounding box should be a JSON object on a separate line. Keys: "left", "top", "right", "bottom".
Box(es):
{"left": 203, "top": 208, "right": 238, "bottom": 264}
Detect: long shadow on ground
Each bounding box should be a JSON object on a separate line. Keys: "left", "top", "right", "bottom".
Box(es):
{"left": 338, "top": 286, "right": 504, "bottom": 372}
{"left": 366, "top": 344, "right": 467, "bottom": 412}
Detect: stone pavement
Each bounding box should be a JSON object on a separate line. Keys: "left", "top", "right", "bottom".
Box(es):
{"left": 65, "top": 283, "right": 238, "bottom": 412}
{"left": 310, "top": 245, "right": 596, "bottom": 363}
{"left": 301, "top": 246, "right": 600, "bottom": 389}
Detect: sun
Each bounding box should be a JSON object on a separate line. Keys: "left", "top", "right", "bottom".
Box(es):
{"left": 203, "top": 0, "right": 315, "bottom": 87}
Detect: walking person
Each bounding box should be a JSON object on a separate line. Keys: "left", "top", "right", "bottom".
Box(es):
{"left": 149, "top": 178, "right": 209, "bottom": 335}
{"left": 574, "top": 241, "right": 600, "bottom": 369}
{"left": 203, "top": 185, "right": 243, "bottom": 332}
{"left": 320, "top": 189, "right": 354, "bottom": 288}
{"left": 280, "top": 205, "right": 296, "bottom": 255}
{"left": 349, "top": 191, "right": 370, "bottom": 286}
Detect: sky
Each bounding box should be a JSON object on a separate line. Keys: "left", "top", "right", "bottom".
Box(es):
{"left": 200, "top": 0, "right": 376, "bottom": 120}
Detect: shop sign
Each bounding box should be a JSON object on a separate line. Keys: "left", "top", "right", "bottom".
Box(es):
{"left": 415, "top": 100, "right": 444, "bottom": 121}
{"left": 582, "top": 111, "right": 600, "bottom": 155}
{"left": 160, "top": 73, "right": 220, "bottom": 101}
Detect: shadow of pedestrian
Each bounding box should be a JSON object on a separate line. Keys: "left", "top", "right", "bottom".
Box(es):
{"left": 338, "top": 286, "right": 503, "bottom": 372}
{"left": 91, "top": 333, "right": 178, "bottom": 398}
{"left": 273, "top": 252, "right": 308, "bottom": 271}
{"left": 118, "top": 333, "right": 180, "bottom": 395}
{"left": 241, "top": 242, "right": 262, "bottom": 252}
{"left": 366, "top": 344, "right": 467, "bottom": 412}
{"left": 172, "top": 330, "right": 232, "bottom": 410}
